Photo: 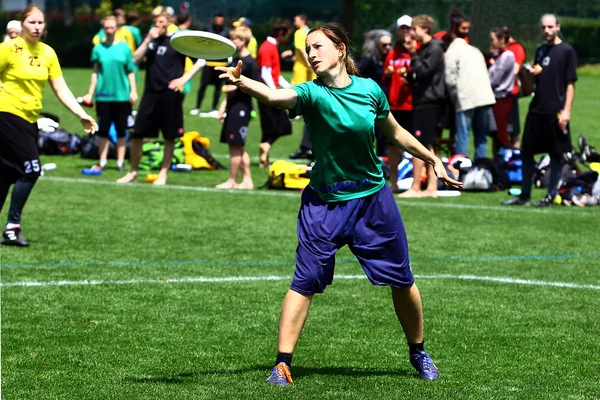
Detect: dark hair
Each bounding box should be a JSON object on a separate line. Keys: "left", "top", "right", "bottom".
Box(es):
{"left": 176, "top": 13, "right": 192, "bottom": 26}
{"left": 269, "top": 20, "right": 291, "bottom": 38}
{"left": 491, "top": 26, "right": 510, "bottom": 43}
{"left": 214, "top": 12, "right": 225, "bottom": 18}
{"left": 126, "top": 10, "right": 140, "bottom": 25}
{"left": 295, "top": 14, "right": 308, "bottom": 23}
{"left": 307, "top": 23, "right": 359, "bottom": 75}
{"left": 113, "top": 8, "right": 125, "bottom": 18}
{"left": 449, "top": 9, "right": 469, "bottom": 34}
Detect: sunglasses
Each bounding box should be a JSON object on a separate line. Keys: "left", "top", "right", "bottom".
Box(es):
{"left": 381, "top": 43, "right": 392, "bottom": 47}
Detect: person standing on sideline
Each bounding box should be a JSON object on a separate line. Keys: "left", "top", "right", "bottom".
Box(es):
{"left": 232, "top": 18, "right": 257, "bottom": 58}
{"left": 506, "top": 30, "right": 527, "bottom": 147}
{"left": 217, "top": 22, "right": 462, "bottom": 386}
{"left": 191, "top": 12, "right": 230, "bottom": 117}
{"left": 289, "top": 14, "right": 317, "bottom": 161}
{"left": 82, "top": 16, "right": 137, "bottom": 171}
{"left": 256, "top": 21, "right": 292, "bottom": 168}
{"left": 383, "top": 15, "right": 413, "bottom": 191}
{"left": 3, "top": 20, "right": 21, "bottom": 42}
{"left": 117, "top": 12, "right": 203, "bottom": 186}
{"left": 0, "top": 6, "right": 97, "bottom": 246}
{"left": 502, "top": 14, "right": 577, "bottom": 207}
{"left": 92, "top": 9, "right": 136, "bottom": 55}
{"left": 400, "top": 15, "right": 446, "bottom": 198}
{"left": 216, "top": 26, "right": 260, "bottom": 189}
{"left": 488, "top": 27, "right": 515, "bottom": 156}
{"left": 445, "top": 33, "right": 495, "bottom": 160}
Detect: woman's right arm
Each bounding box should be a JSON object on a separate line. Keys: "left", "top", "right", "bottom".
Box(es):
{"left": 82, "top": 63, "right": 98, "bottom": 104}
{"left": 216, "top": 60, "right": 297, "bottom": 110}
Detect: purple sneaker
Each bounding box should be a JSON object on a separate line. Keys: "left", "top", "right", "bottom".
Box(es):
{"left": 266, "top": 363, "right": 293, "bottom": 386}
{"left": 410, "top": 350, "right": 440, "bottom": 381}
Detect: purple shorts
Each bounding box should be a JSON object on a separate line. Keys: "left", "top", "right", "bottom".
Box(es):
{"left": 291, "top": 185, "right": 414, "bottom": 295}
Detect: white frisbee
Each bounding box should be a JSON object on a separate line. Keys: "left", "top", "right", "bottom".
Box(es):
{"left": 170, "top": 30, "right": 235, "bottom": 60}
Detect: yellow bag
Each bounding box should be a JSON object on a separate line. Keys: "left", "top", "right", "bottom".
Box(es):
{"left": 180, "top": 131, "right": 225, "bottom": 170}
{"left": 265, "top": 160, "right": 311, "bottom": 190}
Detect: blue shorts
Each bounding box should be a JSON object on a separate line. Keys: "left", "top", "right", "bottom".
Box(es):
{"left": 291, "top": 185, "right": 414, "bottom": 295}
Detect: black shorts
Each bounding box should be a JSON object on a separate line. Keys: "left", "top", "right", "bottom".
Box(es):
{"left": 133, "top": 90, "right": 184, "bottom": 140}
{"left": 0, "top": 112, "right": 41, "bottom": 184}
{"left": 412, "top": 106, "right": 440, "bottom": 147}
{"left": 521, "top": 112, "right": 572, "bottom": 158}
{"left": 96, "top": 101, "right": 130, "bottom": 138}
{"left": 220, "top": 104, "right": 251, "bottom": 146}
{"left": 258, "top": 102, "right": 292, "bottom": 144}
{"left": 380, "top": 110, "right": 413, "bottom": 148}
{"left": 507, "top": 94, "right": 521, "bottom": 136}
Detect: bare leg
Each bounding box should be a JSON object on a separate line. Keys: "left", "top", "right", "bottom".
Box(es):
{"left": 423, "top": 145, "right": 438, "bottom": 197}
{"left": 116, "top": 137, "right": 127, "bottom": 167}
{"left": 98, "top": 137, "right": 109, "bottom": 167}
{"left": 237, "top": 148, "right": 254, "bottom": 189}
{"left": 117, "top": 138, "right": 142, "bottom": 183}
{"left": 391, "top": 284, "right": 424, "bottom": 344}
{"left": 388, "top": 144, "right": 401, "bottom": 192}
{"left": 398, "top": 158, "right": 423, "bottom": 198}
{"left": 277, "top": 289, "right": 313, "bottom": 354}
{"left": 154, "top": 139, "right": 174, "bottom": 185}
{"left": 216, "top": 145, "right": 242, "bottom": 189}
{"left": 259, "top": 142, "right": 271, "bottom": 168}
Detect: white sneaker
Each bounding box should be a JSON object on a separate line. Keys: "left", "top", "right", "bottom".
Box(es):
{"left": 207, "top": 110, "right": 219, "bottom": 118}
{"left": 189, "top": 108, "right": 200, "bottom": 116}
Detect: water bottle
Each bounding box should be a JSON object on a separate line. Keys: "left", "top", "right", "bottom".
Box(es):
{"left": 82, "top": 168, "right": 102, "bottom": 175}
{"left": 508, "top": 188, "right": 521, "bottom": 196}
{"left": 171, "top": 163, "right": 192, "bottom": 172}
{"left": 76, "top": 96, "right": 94, "bottom": 108}
{"left": 42, "top": 163, "right": 57, "bottom": 171}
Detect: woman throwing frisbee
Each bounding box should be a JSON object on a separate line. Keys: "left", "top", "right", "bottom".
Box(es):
{"left": 217, "top": 23, "right": 461, "bottom": 385}
{"left": 0, "top": 5, "right": 97, "bottom": 246}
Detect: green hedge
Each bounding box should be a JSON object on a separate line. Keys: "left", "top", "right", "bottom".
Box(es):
{"left": 560, "top": 17, "right": 600, "bottom": 63}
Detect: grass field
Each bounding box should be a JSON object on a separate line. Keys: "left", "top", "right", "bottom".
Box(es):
{"left": 1, "top": 69, "right": 599, "bottom": 399}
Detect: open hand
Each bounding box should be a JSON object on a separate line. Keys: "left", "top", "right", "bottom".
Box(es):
{"left": 433, "top": 158, "right": 463, "bottom": 189}
{"left": 216, "top": 60, "right": 243, "bottom": 85}
{"left": 80, "top": 115, "right": 98, "bottom": 135}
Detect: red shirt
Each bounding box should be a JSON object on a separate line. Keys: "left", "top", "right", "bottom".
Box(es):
{"left": 382, "top": 44, "right": 413, "bottom": 111}
{"left": 257, "top": 39, "right": 281, "bottom": 86}
{"left": 433, "top": 31, "right": 470, "bottom": 44}
{"left": 507, "top": 39, "right": 526, "bottom": 95}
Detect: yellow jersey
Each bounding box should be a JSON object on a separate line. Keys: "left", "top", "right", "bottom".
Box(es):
{"left": 248, "top": 36, "right": 258, "bottom": 58}
{"left": 93, "top": 26, "right": 136, "bottom": 54}
{"left": 292, "top": 27, "right": 315, "bottom": 85}
{"left": 0, "top": 37, "right": 62, "bottom": 123}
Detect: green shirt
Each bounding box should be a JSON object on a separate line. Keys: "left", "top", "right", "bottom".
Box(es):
{"left": 91, "top": 41, "right": 135, "bottom": 102}
{"left": 292, "top": 76, "right": 390, "bottom": 202}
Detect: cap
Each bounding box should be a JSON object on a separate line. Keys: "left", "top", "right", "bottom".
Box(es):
{"left": 6, "top": 20, "right": 21, "bottom": 33}
{"left": 396, "top": 15, "right": 412, "bottom": 28}
{"left": 166, "top": 6, "right": 175, "bottom": 16}
{"left": 233, "top": 17, "right": 251, "bottom": 27}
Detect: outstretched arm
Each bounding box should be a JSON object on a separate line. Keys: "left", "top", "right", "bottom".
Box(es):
{"left": 217, "top": 60, "right": 297, "bottom": 109}
{"left": 376, "top": 113, "right": 462, "bottom": 188}
{"left": 49, "top": 77, "right": 98, "bottom": 134}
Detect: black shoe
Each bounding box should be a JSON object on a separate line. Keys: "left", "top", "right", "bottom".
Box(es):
{"left": 578, "top": 134, "right": 591, "bottom": 162}
{"left": 2, "top": 227, "right": 30, "bottom": 247}
{"left": 501, "top": 195, "right": 531, "bottom": 206}
{"left": 289, "top": 148, "right": 314, "bottom": 160}
{"left": 533, "top": 193, "right": 554, "bottom": 207}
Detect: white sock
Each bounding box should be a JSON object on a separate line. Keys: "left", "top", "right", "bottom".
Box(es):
{"left": 6, "top": 223, "right": 20, "bottom": 230}
{"left": 99, "top": 159, "right": 107, "bottom": 167}
{"left": 117, "top": 159, "right": 124, "bottom": 167}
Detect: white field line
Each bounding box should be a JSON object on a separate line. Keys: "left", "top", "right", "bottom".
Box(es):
{"left": 40, "top": 176, "right": 595, "bottom": 215}
{"left": 2, "top": 273, "right": 599, "bottom": 290}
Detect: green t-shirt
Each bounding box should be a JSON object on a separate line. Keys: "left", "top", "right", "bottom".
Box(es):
{"left": 292, "top": 76, "right": 390, "bottom": 202}
{"left": 91, "top": 41, "right": 135, "bottom": 102}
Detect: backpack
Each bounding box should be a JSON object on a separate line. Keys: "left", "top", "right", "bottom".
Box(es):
{"left": 510, "top": 41, "right": 534, "bottom": 97}
{"left": 263, "top": 160, "right": 311, "bottom": 190}
{"left": 462, "top": 158, "right": 509, "bottom": 191}
{"left": 496, "top": 146, "right": 523, "bottom": 185}
{"left": 38, "top": 129, "right": 81, "bottom": 155}
{"left": 79, "top": 134, "right": 131, "bottom": 160}
{"left": 138, "top": 141, "right": 185, "bottom": 171}
{"left": 180, "top": 131, "right": 226, "bottom": 170}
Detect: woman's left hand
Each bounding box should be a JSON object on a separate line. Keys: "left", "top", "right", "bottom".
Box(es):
{"left": 433, "top": 158, "right": 463, "bottom": 189}
{"left": 80, "top": 115, "right": 98, "bottom": 135}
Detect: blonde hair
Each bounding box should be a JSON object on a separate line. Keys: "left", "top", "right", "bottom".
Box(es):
{"left": 412, "top": 15, "right": 435, "bottom": 35}
{"left": 230, "top": 26, "right": 252, "bottom": 45}
{"left": 101, "top": 15, "right": 117, "bottom": 26}
{"left": 152, "top": 6, "right": 167, "bottom": 17}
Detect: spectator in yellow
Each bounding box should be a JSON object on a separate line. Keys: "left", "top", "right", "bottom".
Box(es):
{"left": 291, "top": 14, "right": 315, "bottom": 85}
{"left": 233, "top": 17, "right": 257, "bottom": 58}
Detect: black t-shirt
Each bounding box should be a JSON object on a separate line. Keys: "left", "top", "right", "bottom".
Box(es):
{"left": 145, "top": 35, "right": 186, "bottom": 93}
{"left": 226, "top": 55, "right": 260, "bottom": 110}
{"left": 529, "top": 42, "right": 578, "bottom": 114}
